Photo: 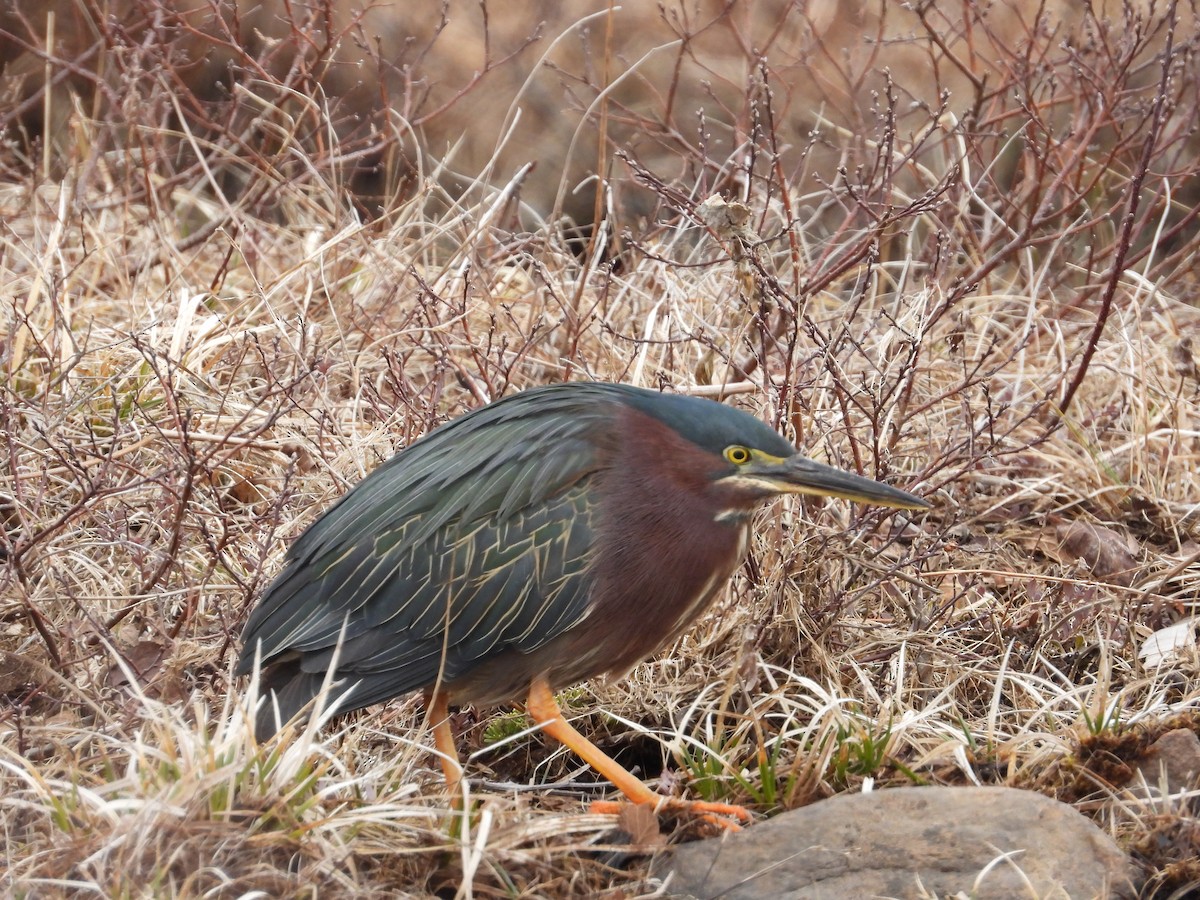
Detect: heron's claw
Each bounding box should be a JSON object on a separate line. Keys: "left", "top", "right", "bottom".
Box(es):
{"left": 590, "top": 797, "right": 752, "bottom": 832}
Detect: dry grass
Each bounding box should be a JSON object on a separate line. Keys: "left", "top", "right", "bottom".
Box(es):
{"left": 2, "top": 1, "right": 1200, "bottom": 897}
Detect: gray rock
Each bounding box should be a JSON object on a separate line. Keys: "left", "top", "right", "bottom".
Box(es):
{"left": 1129, "top": 728, "right": 1200, "bottom": 810}
{"left": 655, "top": 786, "right": 1138, "bottom": 899}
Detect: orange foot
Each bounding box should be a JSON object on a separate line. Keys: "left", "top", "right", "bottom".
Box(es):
{"left": 590, "top": 797, "right": 753, "bottom": 831}
{"left": 525, "top": 678, "right": 754, "bottom": 832}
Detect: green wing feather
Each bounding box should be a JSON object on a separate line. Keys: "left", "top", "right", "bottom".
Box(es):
{"left": 237, "top": 385, "right": 620, "bottom": 721}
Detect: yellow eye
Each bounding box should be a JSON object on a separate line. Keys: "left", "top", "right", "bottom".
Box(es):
{"left": 725, "top": 446, "right": 751, "bottom": 465}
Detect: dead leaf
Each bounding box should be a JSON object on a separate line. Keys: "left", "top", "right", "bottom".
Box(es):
{"left": 1139, "top": 618, "right": 1198, "bottom": 668}
{"left": 696, "top": 194, "right": 753, "bottom": 238}
{"left": 105, "top": 640, "right": 168, "bottom": 693}
{"left": 0, "top": 650, "right": 33, "bottom": 696}
{"left": 1170, "top": 336, "right": 1198, "bottom": 382}
{"left": 617, "top": 802, "right": 666, "bottom": 848}
{"left": 1054, "top": 520, "right": 1141, "bottom": 586}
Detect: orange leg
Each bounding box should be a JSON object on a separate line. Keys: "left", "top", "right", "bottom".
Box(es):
{"left": 427, "top": 689, "right": 465, "bottom": 801}
{"left": 525, "top": 676, "right": 752, "bottom": 829}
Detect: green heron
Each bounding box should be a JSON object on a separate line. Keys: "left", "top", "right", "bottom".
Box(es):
{"left": 238, "top": 382, "right": 927, "bottom": 822}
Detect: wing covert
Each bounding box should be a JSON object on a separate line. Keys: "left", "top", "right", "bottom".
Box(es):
{"left": 237, "top": 386, "right": 619, "bottom": 710}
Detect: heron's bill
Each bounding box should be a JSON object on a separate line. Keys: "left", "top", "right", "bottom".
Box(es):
{"left": 750, "top": 454, "right": 929, "bottom": 509}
